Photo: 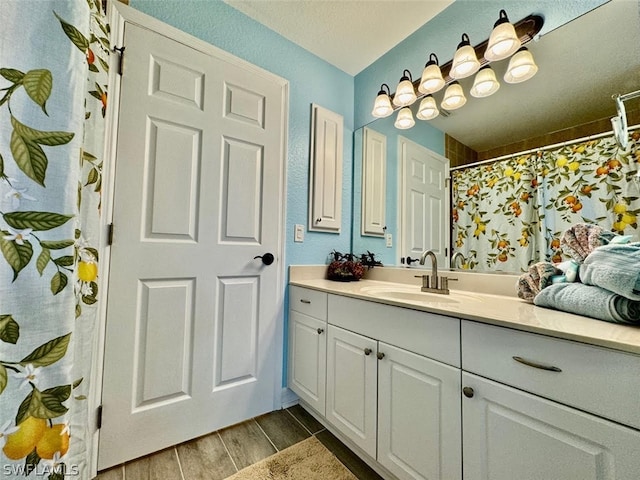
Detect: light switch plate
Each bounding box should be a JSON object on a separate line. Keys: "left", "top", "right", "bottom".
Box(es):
{"left": 294, "top": 224, "right": 304, "bottom": 242}
{"left": 385, "top": 233, "right": 392, "bottom": 247}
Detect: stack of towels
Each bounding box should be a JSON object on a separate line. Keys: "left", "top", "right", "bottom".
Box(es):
{"left": 518, "top": 224, "right": 640, "bottom": 324}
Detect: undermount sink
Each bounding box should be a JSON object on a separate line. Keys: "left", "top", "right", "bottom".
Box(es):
{"left": 359, "top": 285, "right": 483, "bottom": 304}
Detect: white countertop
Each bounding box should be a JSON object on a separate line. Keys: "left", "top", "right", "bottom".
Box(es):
{"left": 289, "top": 269, "right": 640, "bottom": 355}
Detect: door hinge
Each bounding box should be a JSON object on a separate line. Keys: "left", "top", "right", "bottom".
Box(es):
{"left": 112, "top": 46, "right": 125, "bottom": 75}
{"left": 107, "top": 223, "right": 114, "bottom": 245}
{"left": 96, "top": 405, "right": 103, "bottom": 429}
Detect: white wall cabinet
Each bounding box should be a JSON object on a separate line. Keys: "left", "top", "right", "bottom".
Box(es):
{"left": 308, "top": 104, "right": 343, "bottom": 233}
{"left": 361, "top": 127, "right": 387, "bottom": 236}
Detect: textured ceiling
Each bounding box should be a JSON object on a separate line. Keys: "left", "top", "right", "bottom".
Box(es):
{"left": 223, "top": 0, "right": 454, "bottom": 75}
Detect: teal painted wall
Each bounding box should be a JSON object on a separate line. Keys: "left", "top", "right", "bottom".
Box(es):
{"left": 131, "top": 0, "right": 354, "bottom": 268}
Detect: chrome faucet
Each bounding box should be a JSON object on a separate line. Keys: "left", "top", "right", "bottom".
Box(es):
{"left": 419, "top": 250, "right": 438, "bottom": 289}
{"left": 416, "top": 249, "right": 455, "bottom": 294}
{"left": 450, "top": 251, "right": 466, "bottom": 269}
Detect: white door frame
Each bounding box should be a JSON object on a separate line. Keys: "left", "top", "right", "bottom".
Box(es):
{"left": 88, "top": 3, "right": 288, "bottom": 475}
{"left": 397, "top": 135, "right": 450, "bottom": 267}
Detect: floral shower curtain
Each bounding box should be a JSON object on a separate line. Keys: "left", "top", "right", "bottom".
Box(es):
{"left": 452, "top": 130, "right": 640, "bottom": 272}
{"left": 0, "top": 1, "right": 108, "bottom": 478}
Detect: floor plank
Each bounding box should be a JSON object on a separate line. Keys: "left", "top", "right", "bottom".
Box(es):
{"left": 218, "top": 419, "right": 276, "bottom": 470}
{"left": 286, "top": 404, "right": 325, "bottom": 434}
{"left": 124, "top": 447, "right": 183, "bottom": 480}
{"left": 255, "top": 409, "right": 311, "bottom": 451}
{"left": 94, "top": 465, "right": 124, "bottom": 480}
{"left": 177, "top": 432, "right": 236, "bottom": 480}
{"left": 316, "top": 430, "right": 384, "bottom": 480}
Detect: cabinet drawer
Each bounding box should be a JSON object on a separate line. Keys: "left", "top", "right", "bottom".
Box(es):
{"left": 329, "top": 294, "right": 460, "bottom": 367}
{"left": 462, "top": 320, "right": 640, "bottom": 430}
{"left": 290, "top": 286, "right": 327, "bottom": 320}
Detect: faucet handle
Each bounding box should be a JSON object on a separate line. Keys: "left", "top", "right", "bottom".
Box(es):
{"left": 414, "top": 275, "right": 429, "bottom": 289}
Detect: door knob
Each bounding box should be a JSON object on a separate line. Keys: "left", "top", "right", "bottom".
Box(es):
{"left": 254, "top": 253, "right": 275, "bottom": 265}
{"left": 462, "top": 386, "right": 474, "bottom": 398}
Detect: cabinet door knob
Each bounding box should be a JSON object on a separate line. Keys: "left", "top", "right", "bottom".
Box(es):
{"left": 377, "top": 352, "right": 385, "bottom": 360}
{"left": 317, "top": 328, "right": 324, "bottom": 334}
{"left": 364, "top": 348, "right": 372, "bottom": 356}
{"left": 462, "top": 386, "right": 474, "bottom": 398}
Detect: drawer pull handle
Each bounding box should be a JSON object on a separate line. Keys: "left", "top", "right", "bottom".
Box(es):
{"left": 364, "top": 348, "right": 372, "bottom": 356}
{"left": 300, "top": 299, "right": 311, "bottom": 304}
{"left": 317, "top": 328, "right": 324, "bottom": 334}
{"left": 377, "top": 352, "right": 385, "bottom": 360}
{"left": 513, "top": 356, "right": 562, "bottom": 372}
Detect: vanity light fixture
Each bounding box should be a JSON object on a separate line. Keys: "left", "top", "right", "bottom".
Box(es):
{"left": 441, "top": 81, "right": 467, "bottom": 110}
{"left": 371, "top": 83, "right": 394, "bottom": 118}
{"left": 394, "top": 107, "right": 416, "bottom": 129}
{"left": 470, "top": 65, "right": 500, "bottom": 98}
{"left": 418, "top": 53, "right": 445, "bottom": 95}
{"left": 504, "top": 47, "right": 538, "bottom": 83}
{"left": 450, "top": 33, "right": 481, "bottom": 79}
{"left": 370, "top": 12, "right": 544, "bottom": 129}
{"left": 485, "top": 9, "right": 521, "bottom": 61}
{"left": 393, "top": 69, "right": 417, "bottom": 107}
{"left": 416, "top": 95, "right": 439, "bottom": 120}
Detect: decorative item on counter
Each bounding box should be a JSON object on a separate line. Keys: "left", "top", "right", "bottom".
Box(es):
{"left": 327, "top": 250, "right": 365, "bottom": 281}
{"left": 359, "top": 251, "right": 383, "bottom": 268}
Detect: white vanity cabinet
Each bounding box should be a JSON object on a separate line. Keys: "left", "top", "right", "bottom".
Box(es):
{"left": 288, "top": 286, "right": 328, "bottom": 415}
{"left": 327, "top": 294, "right": 462, "bottom": 480}
{"left": 461, "top": 320, "right": 640, "bottom": 480}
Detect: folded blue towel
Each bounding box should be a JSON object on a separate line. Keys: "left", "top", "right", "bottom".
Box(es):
{"left": 534, "top": 283, "right": 640, "bottom": 324}
{"left": 580, "top": 242, "right": 640, "bottom": 301}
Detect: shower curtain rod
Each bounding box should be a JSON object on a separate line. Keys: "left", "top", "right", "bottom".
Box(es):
{"left": 450, "top": 123, "right": 640, "bottom": 172}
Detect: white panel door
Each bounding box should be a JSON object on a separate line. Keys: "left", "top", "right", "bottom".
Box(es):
{"left": 462, "top": 373, "right": 640, "bottom": 480}
{"left": 362, "top": 127, "right": 387, "bottom": 236}
{"left": 399, "top": 137, "right": 449, "bottom": 267}
{"left": 326, "top": 325, "right": 377, "bottom": 458}
{"left": 288, "top": 311, "right": 327, "bottom": 415}
{"left": 99, "top": 21, "right": 286, "bottom": 469}
{"left": 378, "top": 343, "right": 462, "bottom": 480}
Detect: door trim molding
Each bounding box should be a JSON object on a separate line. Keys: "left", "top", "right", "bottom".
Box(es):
{"left": 90, "top": 3, "right": 289, "bottom": 475}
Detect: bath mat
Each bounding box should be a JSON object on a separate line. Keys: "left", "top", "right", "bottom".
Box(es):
{"left": 224, "top": 436, "right": 357, "bottom": 480}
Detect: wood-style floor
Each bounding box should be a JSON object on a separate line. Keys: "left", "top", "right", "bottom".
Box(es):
{"left": 96, "top": 405, "right": 384, "bottom": 480}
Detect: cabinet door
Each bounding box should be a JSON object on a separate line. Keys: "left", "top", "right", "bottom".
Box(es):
{"left": 361, "top": 127, "right": 386, "bottom": 236}
{"left": 308, "top": 104, "right": 343, "bottom": 233}
{"left": 462, "top": 372, "right": 640, "bottom": 480}
{"left": 288, "top": 311, "right": 327, "bottom": 415}
{"left": 326, "top": 325, "right": 377, "bottom": 457}
{"left": 378, "top": 342, "right": 462, "bottom": 480}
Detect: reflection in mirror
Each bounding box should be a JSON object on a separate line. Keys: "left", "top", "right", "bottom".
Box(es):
{"left": 352, "top": 0, "right": 640, "bottom": 272}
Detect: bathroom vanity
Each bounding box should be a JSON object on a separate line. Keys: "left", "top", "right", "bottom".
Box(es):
{"left": 287, "top": 266, "right": 640, "bottom": 480}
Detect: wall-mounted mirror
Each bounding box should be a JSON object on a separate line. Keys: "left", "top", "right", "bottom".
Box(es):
{"left": 352, "top": 0, "right": 640, "bottom": 271}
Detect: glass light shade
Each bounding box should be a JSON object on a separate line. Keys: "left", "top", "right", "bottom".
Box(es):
{"left": 416, "top": 95, "right": 439, "bottom": 120}
{"left": 470, "top": 67, "right": 500, "bottom": 98}
{"left": 450, "top": 34, "right": 480, "bottom": 79}
{"left": 393, "top": 78, "right": 417, "bottom": 107}
{"left": 504, "top": 47, "right": 538, "bottom": 83}
{"left": 372, "top": 91, "right": 393, "bottom": 118}
{"left": 441, "top": 82, "right": 467, "bottom": 110}
{"left": 485, "top": 12, "right": 521, "bottom": 61}
{"left": 394, "top": 107, "right": 415, "bottom": 129}
{"left": 418, "top": 55, "right": 445, "bottom": 94}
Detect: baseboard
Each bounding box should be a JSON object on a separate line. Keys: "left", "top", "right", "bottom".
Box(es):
{"left": 281, "top": 387, "right": 299, "bottom": 409}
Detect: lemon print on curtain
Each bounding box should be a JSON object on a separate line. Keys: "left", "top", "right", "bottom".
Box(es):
{"left": 452, "top": 131, "right": 640, "bottom": 272}
{"left": 0, "top": 0, "right": 109, "bottom": 478}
